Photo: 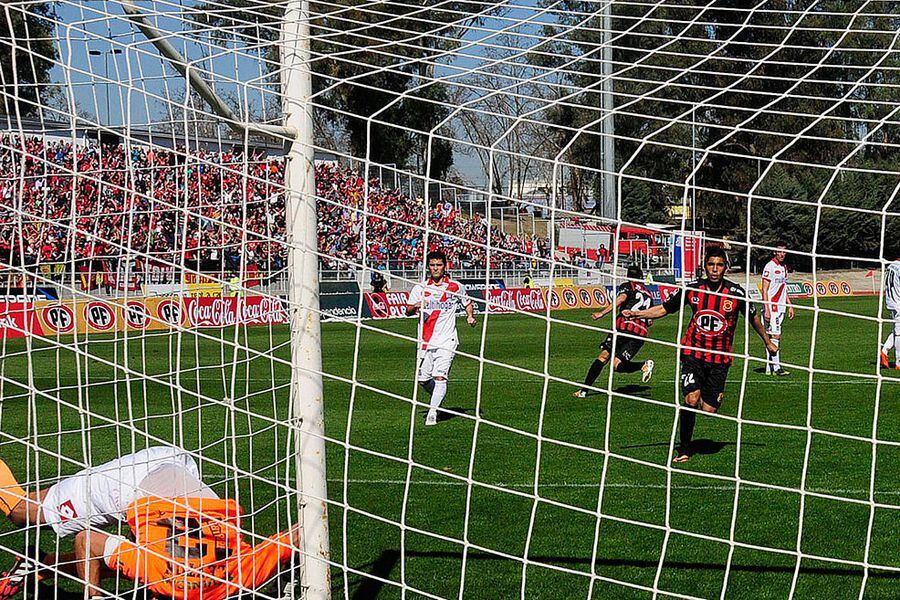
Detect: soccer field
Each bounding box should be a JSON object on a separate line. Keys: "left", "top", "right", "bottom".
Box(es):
{"left": 0, "top": 296, "right": 897, "bottom": 599}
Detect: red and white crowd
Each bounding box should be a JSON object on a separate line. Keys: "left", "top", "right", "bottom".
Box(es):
{"left": 0, "top": 138, "right": 549, "bottom": 279}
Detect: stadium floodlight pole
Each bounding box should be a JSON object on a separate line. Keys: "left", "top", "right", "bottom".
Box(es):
{"left": 119, "top": 0, "right": 294, "bottom": 140}
{"left": 282, "top": 2, "right": 331, "bottom": 599}
{"left": 600, "top": 0, "right": 616, "bottom": 220}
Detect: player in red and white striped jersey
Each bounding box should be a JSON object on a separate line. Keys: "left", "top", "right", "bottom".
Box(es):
{"left": 761, "top": 243, "right": 795, "bottom": 376}
{"left": 406, "top": 251, "right": 476, "bottom": 426}
{"left": 574, "top": 265, "right": 655, "bottom": 398}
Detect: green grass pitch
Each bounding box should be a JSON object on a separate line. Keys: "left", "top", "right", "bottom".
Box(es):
{"left": 0, "top": 296, "right": 897, "bottom": 599}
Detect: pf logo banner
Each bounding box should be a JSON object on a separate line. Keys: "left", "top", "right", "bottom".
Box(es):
{"left": 124, "top": 302, "right": 149, "bottom": 329}
{"left": 42, "top": 304, "right": 75, "bottom": 333}
{"left": 157, "top": 300, "right": 183, "bottom": 326}
{"left": 85, "top": 302, "right": 116, "bottom": 331}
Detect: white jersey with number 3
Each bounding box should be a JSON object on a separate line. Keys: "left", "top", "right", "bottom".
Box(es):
{"left": 885, "top": 260, "right": 900, "bottom": 311}
{"left": 407, "top": 277, "right": 471, "bottom": 350}
{"left": 762, "top": 259, "right": 789, "bottom": 314}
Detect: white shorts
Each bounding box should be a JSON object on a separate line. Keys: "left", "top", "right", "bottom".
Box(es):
{"left": 40, "top": 446, "right": 201, "bottom": 537}
{"left": 766, "top": 310, "right": 786, "bottom": 336}
{"left": 417, "top": 346, "right": 456, "bottom": 381}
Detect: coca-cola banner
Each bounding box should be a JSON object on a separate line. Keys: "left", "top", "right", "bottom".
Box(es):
{"left": 0, "top": 303, "right": 44, "bottom": 338}
{"left": 185, "top": 296, "right": 288, "bottom": 327}
{"left": 486, "top": 288, "right": 547, "bottom": 313}
{"left": 0, "top": 295, "right": 289, "bottom": 339}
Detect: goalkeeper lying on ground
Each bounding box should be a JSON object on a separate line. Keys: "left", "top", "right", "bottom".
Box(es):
{"left": 0, "top": 446, "right": 299, "bottom": 599}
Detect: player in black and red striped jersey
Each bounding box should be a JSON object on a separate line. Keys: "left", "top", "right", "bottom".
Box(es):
{"left": 574, "top": 265, "right": 655, "bottom": 398}
{"left": 623, "top": 247, "right": 777, "bottom": 463}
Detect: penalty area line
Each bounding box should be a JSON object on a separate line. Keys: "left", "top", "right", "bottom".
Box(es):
{"left": 330, "top": 478, "right": 900, "bottom": 496}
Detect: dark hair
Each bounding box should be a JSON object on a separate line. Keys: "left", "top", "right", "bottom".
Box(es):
{"left": 775, "top": 242, "right": 787, "bottom": 250}
{"left": 626, "top": 265, "right": 643, "bottom": 280}
{"left": 705, "top": 245, "right": 728, "bottom": 264}
{"left": 426, "top": 251, "right": 447, "bottom": 264}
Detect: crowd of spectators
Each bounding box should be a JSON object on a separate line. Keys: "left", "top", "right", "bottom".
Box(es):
{"left": 0, "top": 136, "right": 286, "bottom": 279}
{"left": 0, "top": 137, "right": 549, "bottom": 283}
{"left": 316, "top": 163, "right": 549, "bottom": 271}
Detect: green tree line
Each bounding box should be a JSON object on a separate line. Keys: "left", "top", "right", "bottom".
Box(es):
{"left": 537, "top": 0, "right": 900, "bottom": 269}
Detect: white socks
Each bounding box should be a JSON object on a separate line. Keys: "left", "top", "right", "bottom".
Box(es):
{"left": 429, "top": 380, "right": 447, "bottom": 413}
{"left": 883, "top": 334, "right": 894, "bottom": 354}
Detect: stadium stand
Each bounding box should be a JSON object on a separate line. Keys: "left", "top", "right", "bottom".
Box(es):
{"left": 0, "top": 138, "right": 549, "bottom": 280}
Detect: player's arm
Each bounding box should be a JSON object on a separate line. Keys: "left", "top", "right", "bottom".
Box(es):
{"left": 405, "top": 285, "right": 422, "bottom": 316}
{"left": 592, "top": 292, "right": 626, "bottom": 320}
{"left": 623, "top": 288, "right": 681, "bottom": 320}
{"left": 240, "top": 523, "right": 302, "bottom": 590}
{"left": 464, "top": 299, "right": 476, "bottom": 327}
{"left": 72, "top": 529, "right": 114, "bottom": 597}
{"left": 785, "top": 282, "right": 795, "bottom": 319}
{"left": 749, "top": 302, "right": 778, "bottom": 354}
{"left": 760, "top": 276, "right": 771, "bottom": 321}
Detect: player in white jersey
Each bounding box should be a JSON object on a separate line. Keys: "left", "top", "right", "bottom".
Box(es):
{"left": 761, "top": 243, "right": 794, "bottom": 376}
{"left": 880, "top": 256, "right": 900, "bottom": 369}
{"left": 406, "top": 251, "right": 476, "bottom": 426}
{"left": 0, "top": 446, "right": 215, "bottom": 597}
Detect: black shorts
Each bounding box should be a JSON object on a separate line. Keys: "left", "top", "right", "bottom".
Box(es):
{"left": 600, "top": 333, "right": 644, "bottom": 362}
{"left": 680, "top": 355, "right": 730, "bottom": 408}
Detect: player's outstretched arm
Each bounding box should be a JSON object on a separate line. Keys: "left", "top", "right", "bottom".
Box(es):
{"left": 72, "top": 530, "right": 111, "bottom": 598}
{"left": 465, "top": 300, "right": 476, "bottom": 327}
{"left": 592, "top": 293, "right": 626, "bottom": 320}
{"left": 622, "top": 304, "right": 668, "bottom": 320}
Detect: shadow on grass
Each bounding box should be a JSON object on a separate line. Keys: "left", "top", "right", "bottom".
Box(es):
{"left": 619, "top": 439, "right": 765, "bottom": 456}
{"left": 613, "top": 384, "right": 652, "bottom": 395}
{"left": 343, "top": 548, "right": 899, "bottom": 598}
{"left": 419, "top": 407, "right": 478, "bottom": 423}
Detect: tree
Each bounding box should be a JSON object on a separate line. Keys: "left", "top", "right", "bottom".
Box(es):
{"left": 445, "top": 31, "right": 556, "bottom": 200}
{"left": 534, "top": 0, "right": 900, "bottom": 267}
{"left": 190, "top": 0, "right": 484, "bottom": 180}
{"left": 0, "top": 2, "right": 59, "bottom": 117}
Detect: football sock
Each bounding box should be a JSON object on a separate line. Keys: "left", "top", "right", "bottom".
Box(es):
{"left": 420, "top": 379, "right": 435, "bottom": 395}
{"left": 771, "top": 338, "right": 781, "bottom": 371}
{"left": 429, "top": 380, "right": 447, "bottom": 412}
{"left": 678, "top": 408, "right": 696, "bottom": 453}
{"left": 0, "top": 459, "right": 25, "bottom": 516}
{"left": 616, "top": 360, "right": 643, "bottom": 373}
{"left": 882, "top": 335, "right": 894, "bottom": 354}
{"left": 583, "top": 359, "right": 606, "bottom": 388}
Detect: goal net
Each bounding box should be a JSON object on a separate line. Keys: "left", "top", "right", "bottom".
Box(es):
{"left": 0, "top": 1, "right": 897, "bottom": 599}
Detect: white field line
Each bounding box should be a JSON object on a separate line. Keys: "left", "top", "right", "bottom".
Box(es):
{"left": 8, "top": 377, "right": 897, "bottom": 385}
{"left": 332, "top": 478, "right": 900, "bottom": 496}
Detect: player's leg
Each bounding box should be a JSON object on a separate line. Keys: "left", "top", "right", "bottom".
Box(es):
{"left": 575, "top": 337, "right": 613, "bottom": 397}
{"left": 612, "top": 337, "right": 653, "bottom": 382}
{"left": 417, "top": 347, "right": 436, "bottom": 393}
{"left": 767, "top": 312, "right": 786, "bottom": 375}
{"left": 893, "top": 312, "right": 900, "bottom": 368}
{"left": 675, "top": 358, "right": 704, "bottom": 462}
{"left": 425, "top": 348, "right": 454, "bottom": 425}
{"left": 882, "top": 335, "right": 893, "bottom": 368}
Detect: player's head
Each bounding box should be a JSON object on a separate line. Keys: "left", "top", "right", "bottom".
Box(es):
{"left": 426, "top": 251, "right": 447, "bottom": 281}
{"left": 774, "top": 242, "right": 787, "bottom": 263}
{"left": 703, "top": 246, "right": 728, "bottom": 283}
{"left": 626, "top": 265, "right": 643, "bottom": 281}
